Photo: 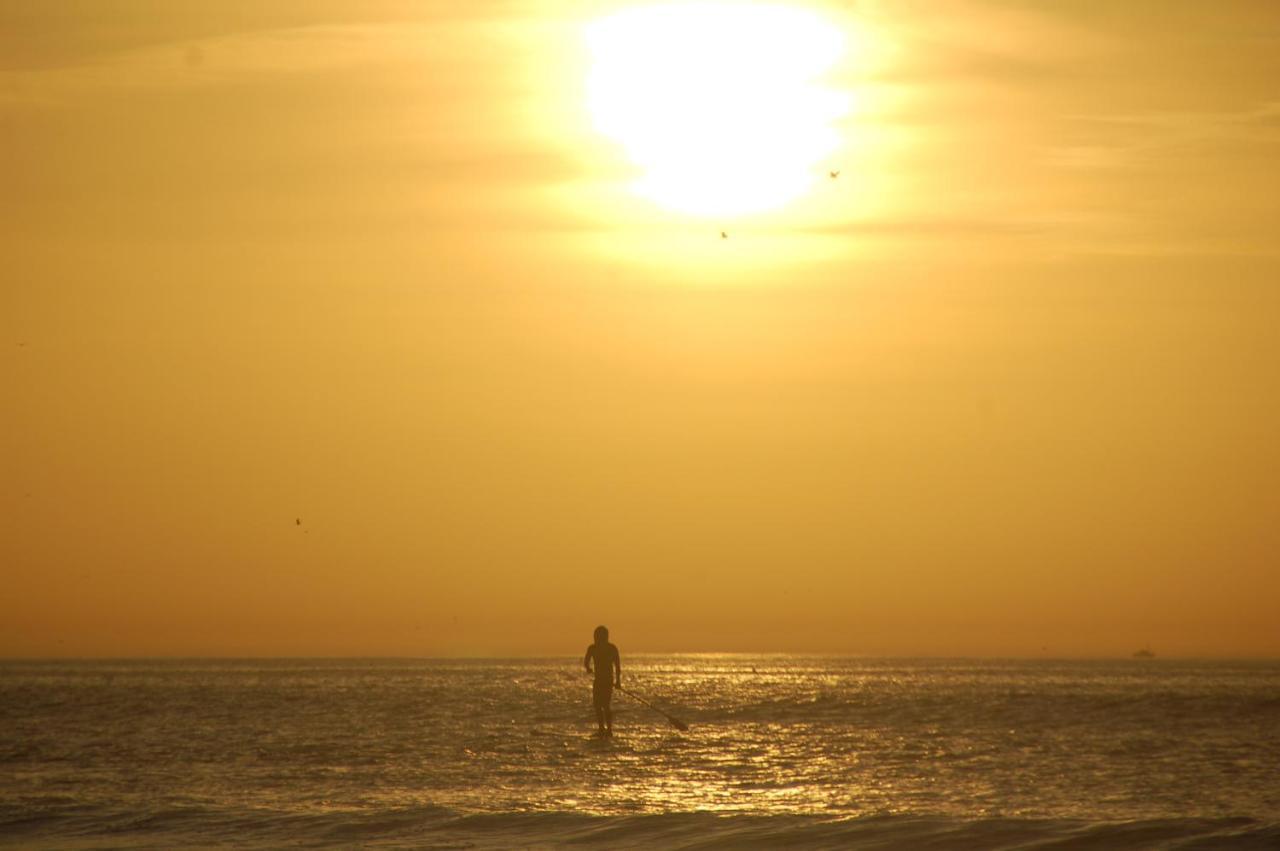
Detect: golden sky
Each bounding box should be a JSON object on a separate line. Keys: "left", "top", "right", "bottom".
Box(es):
{"left": 3, "top": 1, "right": 1278, "bottom": 657}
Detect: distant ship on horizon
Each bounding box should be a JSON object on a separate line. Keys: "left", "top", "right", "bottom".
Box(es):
{"left": 1133, "top": 647, "right": 1156, "bottom": 659}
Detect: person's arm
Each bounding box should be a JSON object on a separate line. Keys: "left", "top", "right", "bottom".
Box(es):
{"left": 612, "top": 645, "right": 621, "bottom": 687}
{"left": 584, "top": 646, "right": 593, "bottom": 675}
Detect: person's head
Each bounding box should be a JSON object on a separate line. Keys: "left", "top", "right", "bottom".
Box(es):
{"left": 594, "top": 625, "right": 609, "bottom": 644}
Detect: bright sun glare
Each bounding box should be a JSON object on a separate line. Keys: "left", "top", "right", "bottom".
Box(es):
{"left": 586, "top": 2, "right": 849, "bottom": 219}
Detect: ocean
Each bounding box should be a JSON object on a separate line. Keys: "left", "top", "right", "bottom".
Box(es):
{"left": 2, "top": 656, "right": 1277, "bottom": 849}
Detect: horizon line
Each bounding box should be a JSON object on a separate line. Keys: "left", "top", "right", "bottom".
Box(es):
{"left": 3, "top": 652, "right": 1278, "bottom": 662}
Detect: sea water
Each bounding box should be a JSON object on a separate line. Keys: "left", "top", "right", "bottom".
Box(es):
{"left": 2, "top": 657, "right": 1277, "bottom": 848}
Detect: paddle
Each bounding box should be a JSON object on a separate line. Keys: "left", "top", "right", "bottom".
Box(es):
{"left": 619, "top": 685, "right": 690, "bottom": 731}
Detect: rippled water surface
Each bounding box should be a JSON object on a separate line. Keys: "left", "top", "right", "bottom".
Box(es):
{"left": 2, "top": 657, "right": 1278, "bottom": 847}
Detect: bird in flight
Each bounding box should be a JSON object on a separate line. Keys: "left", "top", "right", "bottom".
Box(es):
{"left": 828, "top": 169, "right": 840, "bottom": 179}
{"left": 296, "top": 518, "right": 301, "bottom": 526}
{"left": 720, "top": 231, "right": 728, "bottom": 239}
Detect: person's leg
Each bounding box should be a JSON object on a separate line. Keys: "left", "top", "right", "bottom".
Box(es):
{"left": 593, "top": 683, "right": 607, "bottom": 733}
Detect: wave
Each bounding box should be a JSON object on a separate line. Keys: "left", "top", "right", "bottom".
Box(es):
{"left": 3, "top": 805, "right": 1277, "bottom": 850}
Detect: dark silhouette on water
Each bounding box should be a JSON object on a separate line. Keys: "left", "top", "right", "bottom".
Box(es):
{"left": 584, "top": 625, "right": 621, "bottom": 737}
{"left": 620, "top": 685, "right": 690, "bottom": 732}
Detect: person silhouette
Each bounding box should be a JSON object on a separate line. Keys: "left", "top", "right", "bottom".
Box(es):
{"left": 583, "top": 625, "right": 621, "bottom": 736}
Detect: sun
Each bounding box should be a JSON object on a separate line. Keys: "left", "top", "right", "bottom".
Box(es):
{"left": 585, "top": 2, "right": 850, "bottom": 219}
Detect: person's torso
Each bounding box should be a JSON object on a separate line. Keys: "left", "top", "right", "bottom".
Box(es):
{"left": 589, "top": 643, "right": 616, "bottom": 682}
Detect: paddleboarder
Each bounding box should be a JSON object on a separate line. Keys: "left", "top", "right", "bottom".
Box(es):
{"left": 584, "top": 625, "right": 621, "bottom": 737}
